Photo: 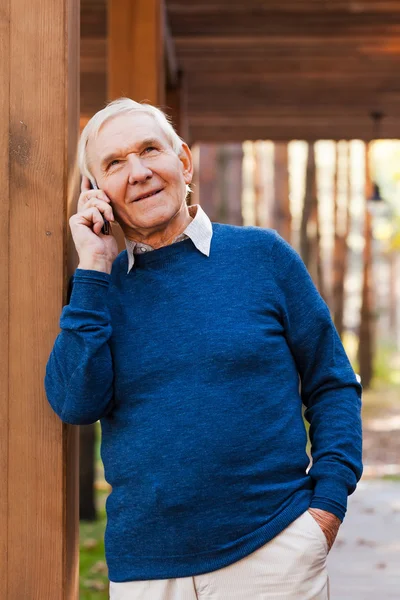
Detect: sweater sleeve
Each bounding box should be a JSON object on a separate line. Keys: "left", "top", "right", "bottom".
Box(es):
{"left": 45, "top": 269, "right": 114, "bottom": 425}
{"left": 270, "top": 233, "right": 363, "bottom": 521}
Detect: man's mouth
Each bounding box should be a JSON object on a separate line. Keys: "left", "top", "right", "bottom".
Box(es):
{"left": 133, "top": 188, "right": 164, "bottom": 202}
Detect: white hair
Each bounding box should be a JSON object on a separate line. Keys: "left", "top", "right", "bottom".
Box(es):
{"left": 78, "top": 98, "right": 185, "bottom": 183}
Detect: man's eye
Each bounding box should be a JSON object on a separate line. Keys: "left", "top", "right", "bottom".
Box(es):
{"left": 143, "top": 146, "right": 157, "bottom": 154}
{"left": 107, "top": 159, "right": 120, "bottom": 169}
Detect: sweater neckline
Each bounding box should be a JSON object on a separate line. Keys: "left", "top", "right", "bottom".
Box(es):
{"left": 132, "top": 237, "right": 197, "bottom": 268}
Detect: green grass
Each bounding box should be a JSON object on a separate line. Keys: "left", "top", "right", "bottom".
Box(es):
{"left": 371, "top": 342, "right": 400, "bottom": 388}
{"left": 80, "top": 489, "right": 108, "bottom": 599}
{"left": 382, "top": 474, "right": 400, "bottom": 482}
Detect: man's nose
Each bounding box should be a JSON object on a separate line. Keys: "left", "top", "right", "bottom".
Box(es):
{"left": 127, "top": 154, "right": 152, "bottom": 185}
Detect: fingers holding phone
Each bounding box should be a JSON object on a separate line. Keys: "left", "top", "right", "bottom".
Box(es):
{"left": 78, "top": 176, "right": 115, "bottom": 230}
{"left": 69, "top": 177, "right": 119, "bottom": 273}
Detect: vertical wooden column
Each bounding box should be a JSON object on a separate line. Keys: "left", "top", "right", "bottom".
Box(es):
{"left": 1, "top": 0, "right": 80, "bottom": 597}
{"left": 0, "top": 0, "right": 10, "bottom": 595}
{"left": 108, "top": 0, "right": 165, "bottom": 105}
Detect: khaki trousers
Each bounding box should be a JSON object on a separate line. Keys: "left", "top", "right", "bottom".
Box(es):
{"left": 109, "top": 511, "right": 330, "bottom": 600}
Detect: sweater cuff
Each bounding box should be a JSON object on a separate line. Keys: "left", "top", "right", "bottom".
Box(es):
{"left": 309, "top": 477, "right": 349, "bottom": 522}
{"left": 69, "top": 269, "right": 111, "bottom": 311}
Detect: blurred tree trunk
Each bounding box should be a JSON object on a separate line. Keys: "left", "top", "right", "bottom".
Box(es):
{"left": 79, "top": 424, "right": 97, "bottom": 521}
{"left": 389, "top": 251, "right": 397, "bottom": 338}
{"left": 192, "top": 144, "right": 220, "bottom": 220}
{"left": 217, "top": 144, "right": 243, "bottom": 225}
{"left": 300, "top": 144, "right": 314, "bottom": 267}
{"left": 358, "top": 144, "right": 374, "bottom": 388}
{"left": 332, "top": 142, "right": 351, "bottom": 338}
{"left": 273, "top": 143, "right": 291, "bottom": 243}
{"left": 300, "top": 143, "right": 326, "bottom": 299}
{"left": 314, "top": 194, "right": 325, "bottom": 301}
{"left": 253, "top": 142, "right": 265, "bottom": 228}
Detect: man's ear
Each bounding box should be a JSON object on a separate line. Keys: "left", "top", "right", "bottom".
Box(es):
{"left": 179, "top": 143, "right": 193, "bottom": 185}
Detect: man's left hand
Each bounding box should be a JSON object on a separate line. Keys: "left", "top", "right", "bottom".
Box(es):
{"left": 308, "top": 508, "right": 341, "bottom": 551}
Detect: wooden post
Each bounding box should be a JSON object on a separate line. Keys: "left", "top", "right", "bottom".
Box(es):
{"left": 1, "top": 0, "right": 80, "bottom": 597}
{"left": 108, "top": 0, "right": 165, "bottom": 106}
{"left": 0, "top": 0, "right": 10, "bottom": 593}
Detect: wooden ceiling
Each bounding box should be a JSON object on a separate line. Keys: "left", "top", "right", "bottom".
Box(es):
{"left": 81, "top": 0, "right": 400, "bottom": 141}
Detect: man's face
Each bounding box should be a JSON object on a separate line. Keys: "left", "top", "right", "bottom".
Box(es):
{"left": 87, "top": 112, "right": 193, "bottom": 237}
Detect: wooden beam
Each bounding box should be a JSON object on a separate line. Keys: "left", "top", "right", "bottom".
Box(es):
{"left": 108, "top": 0, "right": 165, "bottom": 105}
{"left": 2, "top": 0, "right": 80, "bottom": 596}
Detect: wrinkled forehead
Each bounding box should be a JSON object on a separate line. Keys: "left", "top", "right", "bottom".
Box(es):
{"left": 87, "top": 111, "right": 172, "bottom": 169}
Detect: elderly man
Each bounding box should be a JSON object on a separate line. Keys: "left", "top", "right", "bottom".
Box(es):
{"left": 45, "top": 98, "right": 362, "bottom": 600}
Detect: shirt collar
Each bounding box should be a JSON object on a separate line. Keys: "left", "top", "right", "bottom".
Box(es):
{"left": 125, "top": 204, "right": 213, "bottom": 273}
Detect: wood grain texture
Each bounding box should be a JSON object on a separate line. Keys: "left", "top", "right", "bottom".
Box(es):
{"left": 108, "top": 0, "right": 165, "bottom": 105}
{"left": 0, "top": 0, "right": 10, "bottom": 595}
{"left": 5, "top": 0, "right": 80, "bottom": 596}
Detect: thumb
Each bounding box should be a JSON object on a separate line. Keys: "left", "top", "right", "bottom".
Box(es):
{"left": 81, "top": 175, "right": 92, "bottom": 193}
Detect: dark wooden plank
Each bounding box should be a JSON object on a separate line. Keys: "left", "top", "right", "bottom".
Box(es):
{"left": 81, "top": 39, "right": 107, "bottom": 73}
{"left": 81, "top": 70, "right": 107, "bottom": 115}
{"left": 81, "top": 0, "right": 107, "bottom": 37}
{"left": 167, "top": 0, "right": 400, "bottom": 14}
{"left": 169, "top": 10, "right": 400, "bottom": 37}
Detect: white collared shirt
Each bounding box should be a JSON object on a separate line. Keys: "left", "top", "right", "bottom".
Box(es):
{"left": 124, "top": 204, "right": 213, "bottom": 273}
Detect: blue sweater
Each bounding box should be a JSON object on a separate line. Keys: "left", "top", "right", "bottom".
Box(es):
{"left": 45, "top": 224, "right": 362, "bottom": 582}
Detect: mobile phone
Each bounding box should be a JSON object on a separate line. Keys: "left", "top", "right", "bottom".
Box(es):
{"left": 91, "top": 180, "right": 110, "bottom": 235}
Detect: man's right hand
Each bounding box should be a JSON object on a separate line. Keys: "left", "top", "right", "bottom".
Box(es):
{"left": 70, "top": 176, "right": 119, "bottom": 274}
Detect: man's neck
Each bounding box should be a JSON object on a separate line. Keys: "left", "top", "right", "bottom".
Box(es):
{"left": 124, "top": 207, "right": 192, "bottom": 249}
